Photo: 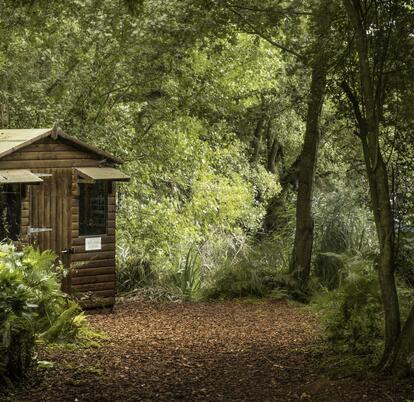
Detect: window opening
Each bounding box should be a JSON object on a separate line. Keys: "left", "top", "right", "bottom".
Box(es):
{"left": 0, "top": 184, "right": 21, "bottom": 241}
{"left": 79, "top": 182, "right": 107, "bottom": 236}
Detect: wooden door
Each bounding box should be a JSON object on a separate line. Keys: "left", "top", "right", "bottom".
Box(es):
{"left": 29, "top": 168, "right": 73, "bottom": 292}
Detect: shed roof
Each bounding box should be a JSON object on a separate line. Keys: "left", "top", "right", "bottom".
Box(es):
{"left": 75, "top": 167, "right": 130, "bottom": 182}
{"left": 0, "top": 128, "right": 123, "bottom": 164}
{"left": 0, "top": 169, "right": 43, "bottom": 184}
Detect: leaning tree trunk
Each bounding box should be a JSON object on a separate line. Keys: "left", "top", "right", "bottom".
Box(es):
{"left": 290, "top": 0, "right": 332, "bottom": 284}
{"left": 342, "top": 0, "right": 401, "bottom": 367}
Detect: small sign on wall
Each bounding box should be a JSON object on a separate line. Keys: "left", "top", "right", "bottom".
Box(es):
{"left": 85, "top": 237, "right": 102, "bottom": 251}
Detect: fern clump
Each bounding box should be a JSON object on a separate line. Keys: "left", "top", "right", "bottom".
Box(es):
{"left": 40, "top": 302, "right": 83, "bottom": 343}
{"left": 203, "top": 260, "right": 266, "bottom": 299}
{"left": 0, "top": 244, "right": 94, "bottom": 383}
{"left": 40, "top": 302, "right": 107, "bottom": 347}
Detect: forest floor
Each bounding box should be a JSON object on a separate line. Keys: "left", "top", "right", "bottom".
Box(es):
{"left": 2, "top": 299, "right": 413, "bottom": 402}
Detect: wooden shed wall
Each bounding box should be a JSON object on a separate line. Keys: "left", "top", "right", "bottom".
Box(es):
{"left": 7, "top": 136, "right": 117, "bottom": 307}
{"left": 70, "top": 176, "right": 116, "bottom": 307}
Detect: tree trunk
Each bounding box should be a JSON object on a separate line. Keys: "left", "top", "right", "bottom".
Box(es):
{"left": 363, "top": 138, "right": 400, "bottom": 365}
{"left": 290, "top": 1, "right": 332, "bottom": 283}
{"left": 266, "top": 120, "right": 279, "bottom": 173}
{"left": 251, "top": 117, "right": 264, "bottom": 164}
{"left": 342, "top": 0, "right": 401, "bottom": 366}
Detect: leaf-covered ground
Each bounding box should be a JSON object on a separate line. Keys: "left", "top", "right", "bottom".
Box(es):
{"left": 2, "top": 299, "right": 413, "bottom": 401}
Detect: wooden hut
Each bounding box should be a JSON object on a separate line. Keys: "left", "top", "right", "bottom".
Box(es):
{"left": 0, "top": 128, "right": 130, "bottom": 308}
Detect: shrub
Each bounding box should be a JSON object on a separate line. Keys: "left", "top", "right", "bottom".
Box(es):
{"left": 40, "top": 302, "right": 83, "bottom": 343}
{"left": 313, "top": 189, "right": 377, "bottom": 290}
{"left": 201, "top": 232, "right": 313, "bottom": 302}
{"left": 260, "top": 191, "right": 296, "bottom": 271}
{"left": 0, "top": 244, "right": 88, "bottom": 383}
{"left": 314, "top": 254, "right": 383, "bottom": 355}
{"left": 0, "top": 245, "right": 58, "bottom": 381}
{"left": 203, "top": 256, "right": 265, "bottom": 300}
{"left": 116, "top": 255, "right": 154, "bottom": 293}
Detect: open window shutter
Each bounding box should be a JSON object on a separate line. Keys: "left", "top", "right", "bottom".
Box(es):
{"left": 74, "top": 167, "right": 130, "bottom": 182}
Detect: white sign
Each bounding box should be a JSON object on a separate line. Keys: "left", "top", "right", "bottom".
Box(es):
{"left": 85, "top": 237, "right": 102, "bottom": 251}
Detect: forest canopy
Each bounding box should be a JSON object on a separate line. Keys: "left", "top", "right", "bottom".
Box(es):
{"left": 1, "top": 0, "right": 414, "bottom": 378}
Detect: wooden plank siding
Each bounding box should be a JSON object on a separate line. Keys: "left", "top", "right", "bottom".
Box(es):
{"left": 12, "top": 136, "right": 118, "bottom": 308}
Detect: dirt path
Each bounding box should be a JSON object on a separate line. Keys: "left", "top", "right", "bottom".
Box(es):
{"left": 2, "top": 300, "right": 413, "bottom": 401}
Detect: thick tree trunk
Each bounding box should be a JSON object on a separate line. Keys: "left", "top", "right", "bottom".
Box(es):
{"left": 290, "top": 1, "right": 332, "bottom": 283}
{"left": 342, "top": 0, "right": 401, "bottom": 367}
{"left": 363, "top": 140, "right": 400, "bottom": 364}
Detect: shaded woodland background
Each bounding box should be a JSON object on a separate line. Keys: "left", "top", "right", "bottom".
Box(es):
{"left": 1, "top": 0, "right": 414, "bottom": 383}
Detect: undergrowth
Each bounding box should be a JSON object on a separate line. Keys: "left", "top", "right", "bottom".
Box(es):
{"left": 312, "top": 252, "right": 414, "bottom": 361}
{"left": 116, "top": 235, "right": 311, "bottom": 303}
{"left": 313, "top": 254, "right": 383, "bottom": 356}
{"left": 0, "top": 244, "right": 104, "bottom": 384}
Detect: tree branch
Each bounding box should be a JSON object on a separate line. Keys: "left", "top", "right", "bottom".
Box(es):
{"left": 226, "top": 3, "right": 313, "bottom": 16}
{"left": 340, "top": 80, "right": 367, "bottom": 135}
{"left": 225, "top": 5, "right": 306, "bottom": 63}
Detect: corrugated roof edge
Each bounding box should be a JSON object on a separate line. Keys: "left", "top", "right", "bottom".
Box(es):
{"left": 0, "top": 128, "right": 124, "bottom": 164}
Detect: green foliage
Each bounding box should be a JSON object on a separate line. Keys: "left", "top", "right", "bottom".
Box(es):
{"left": 116, "top": 256, "right": 153, "bottom": 293}
{"left": 313, "top": 188, "right": 377, "bottom": 290}
{"left": 314, "top": 251, "right": 414, "bottom": 358}
{"left": 40, "top": 302, "right": 83, "bottom": 343}
{"left": 201, "top": 233, "right": 310, "bottom": 301}
{"left": 0, "top": 244, "right": 61, "bottom": 381}
{"left": 314, "top": 254, "right": 383, "bottom": 355}
{"left": 40, "top": 303, "right": 107, "bottom": 348}
{"left": 260, "top": 191, "right": 297, "bottom": 269}
{"left": 0, "top": 245, "right": 93, "bottom": 383}
{"left": 203, "top": 258, "right": 266, "bottom": 300}
{"left": 116, "top": 115, "right": 281, "bottom": 287}
{"left": 396, "top": 229, "right": 414, "bottom": 287}
{"left": 166, "top": 246, "right": 202, "bottom": 300}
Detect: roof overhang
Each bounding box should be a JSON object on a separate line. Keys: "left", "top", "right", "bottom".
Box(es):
{"left": 75, "top": 167, "right": 130, "bottom": 182}
{"left": 0, "top": 169, "right": 44, "bottom": 184}
{"left": 0, "top": 128, "right": 124, "bottom": 164}
{"left": 57, "top": 130, "right": 124, "bottom": 164}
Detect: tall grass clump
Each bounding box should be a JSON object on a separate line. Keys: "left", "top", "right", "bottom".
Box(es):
{"left": 162, "top": 245, "right": 202, "bottom": 300}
